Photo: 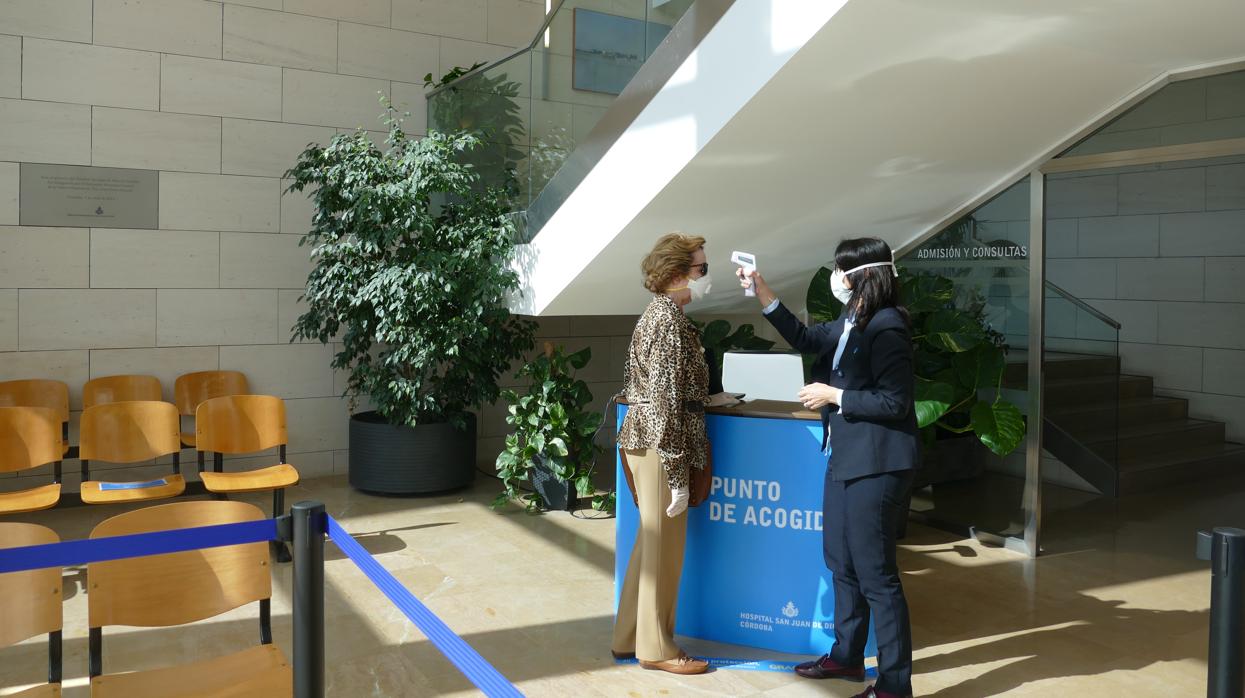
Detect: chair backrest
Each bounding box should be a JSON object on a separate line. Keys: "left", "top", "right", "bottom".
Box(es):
{"left": 88, "top": 500, "right": 271, "bottom": 629}
{"left": 80, "top": 401, "right": 182, "bottom": 464}
{"left": 0, "top": 406, "right": 63, "bottom": 474}
{"left": 174, "top": 371, "right": 249, "bottom": 417}
{"left": 195, "top": 395, "right": 288, "bottom": 455}
{"left": 0, "top": 379, "right": 70, "bottom": 423}
{"left": 0, "top": 522, "right": 61, "bottom": 649}
{"left": 83, "top": 375, "right": 162, "bottom": 409}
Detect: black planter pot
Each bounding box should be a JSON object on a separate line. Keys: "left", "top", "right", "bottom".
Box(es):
{"left": 913, "top": 432, "right": 989, "bottom": 490}
{"left": 348, "top": 411, "right": 476, "bottom": 495}
{"left": 901, "top": 433, "right": 988, "bottom": 539}
{"left": 530, "top": 458, "right": 578, "bottom": 511}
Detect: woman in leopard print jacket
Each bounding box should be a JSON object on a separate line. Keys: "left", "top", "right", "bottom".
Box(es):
{"left": 610, "top": 232, "right": 711, "bottom": 676}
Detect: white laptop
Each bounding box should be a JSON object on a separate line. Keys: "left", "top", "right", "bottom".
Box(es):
{"left": 721, "top": 351, "right": 806, "bottom": 403}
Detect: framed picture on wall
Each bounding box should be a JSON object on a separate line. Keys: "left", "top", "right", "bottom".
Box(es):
{"left": 572, "top": 8, "right": 672, "bottom": 95}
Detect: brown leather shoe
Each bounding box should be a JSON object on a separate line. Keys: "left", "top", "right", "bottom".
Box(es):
{"left": 850, "top": 686, "right": 913, "bottom": 698}
{"left": 639, "top": 654, "right": 709, "bottom": 675}
{"left": 794, "top": 654, "right": 866, "bottom": 681}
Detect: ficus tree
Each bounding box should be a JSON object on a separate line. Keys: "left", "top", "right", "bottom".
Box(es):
{"left": 284, "top": 104, "right": 537, "bottom": 430}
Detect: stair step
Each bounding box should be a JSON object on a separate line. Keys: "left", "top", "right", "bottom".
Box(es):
{"left": 1044, "top": 374, "right": 1153, "bottom": 408}
{"left": 1050, "top": 396, "right": 1187, "bottom": 433}
{"left": 1117, "top": 442, "right": 1245, "bottom": 493}
{"left": 1003, "top": 353, "right": 1121, "bottom": 384}
{"left": 1083, "top": 418, "right": 1226, "bottom": 460}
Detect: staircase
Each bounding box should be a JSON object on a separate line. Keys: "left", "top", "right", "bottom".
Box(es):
{"left": 1016, "top": 354, "right": 1245, "bottom": 495}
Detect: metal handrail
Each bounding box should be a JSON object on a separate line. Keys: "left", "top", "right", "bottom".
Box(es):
{"left": 424, "top": 0, "right": 571, "bottom": 99}
{"left": 1043, "top": 279, "right": 1121, "bottom": 330}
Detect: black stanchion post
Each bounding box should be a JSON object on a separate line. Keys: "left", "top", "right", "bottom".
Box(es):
{"left": 292, "top": 500, "right": 326, "bottom": 698}
{"left": 1197, "top": 527, "right": 1245, "bottom": 698}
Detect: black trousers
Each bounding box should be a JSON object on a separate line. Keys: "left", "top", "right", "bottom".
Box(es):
{"left": 824, "top": 467, "right": 915, "bottom": 696}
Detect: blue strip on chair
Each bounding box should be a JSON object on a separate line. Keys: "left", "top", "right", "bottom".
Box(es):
{"left": 99, "top": 478, "right": 169, "bottom": 491}
{"left": 0, "top": 519, "right": 279, "bottom": 574}
{"left": 326, "top": 515, "right": 524, "bottom": 698}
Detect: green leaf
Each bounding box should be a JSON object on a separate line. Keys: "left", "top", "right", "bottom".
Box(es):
{"left": 806, "top": 266, "right": 842, "bottom": 323}
{"left": 700, "top": 320, "right": 731, "bottom": 349}
{"left": 925, "top": 309, "right": 986, "bottom": 353}
{"left": 549, "top": 436, "right": 569, "bottom": 457}
{"left": 914, "top": 379, "right": 957, "bottom": 428}
{"left": 903, "top": 274, "right": 955, "bottom": 314}
{"left": 575, "top": 475, "right": 594, "bottom": 497}
{"left": 915, "top": 350, "right": 953, "bottom": 382}
{"left": 567, "top": 347, "right": 591, "bottom": 370}
{"left": 736, "top": 333, "right": 776, "bottom": 351}
{"left": 548, "top": 402, "right": 566, "bottom": 422}
{"left": 970, "top": 400, "right": 1026, "bottom": 456}
{"left": 953, "top": 344, "right": 1005, "bottom": 391}
{"left": 592, "top": 491, "right": 616, "bottom": 512}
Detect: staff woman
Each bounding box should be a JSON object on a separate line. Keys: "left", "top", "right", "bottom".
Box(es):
{"left": 611, "top": 232, "right": 712, "bottom": 676}
{"left": 739, "top": 237, "right": 918, "bottom": 698}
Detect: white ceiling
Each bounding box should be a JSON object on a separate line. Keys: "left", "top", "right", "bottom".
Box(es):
{"left": 522, "top": 0, "right": 1245, "bottom": 316}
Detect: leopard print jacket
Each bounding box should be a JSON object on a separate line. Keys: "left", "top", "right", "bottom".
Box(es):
{"left": 617, "top": 294, "right": 709, "bottom": 490}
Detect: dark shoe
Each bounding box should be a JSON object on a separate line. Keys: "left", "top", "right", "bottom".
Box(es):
{"left": 793, "top": 654, "right": 865, "bottom": 681}
{"left": 851, "top": 686, "right": 913, "bottom": 698}
{"left": 610, "top": 649, "right": 635, "bottom": 661}
{"left": 639, "top": 654, "right": 709, "bottom": 675}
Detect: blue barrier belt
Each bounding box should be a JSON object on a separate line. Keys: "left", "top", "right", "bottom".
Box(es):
{"left": 615, "top": 656, "right": 879, "bottom": 675}
{"left": 326, "top": 515, "right": 524, "bottom": 698}
{"left": 0, "top": 519, "right": 279, "bottom": 574}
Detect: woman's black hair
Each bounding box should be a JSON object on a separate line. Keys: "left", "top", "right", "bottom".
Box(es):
{"left": 835, "top": 237, "right": 909, "bottom": 330}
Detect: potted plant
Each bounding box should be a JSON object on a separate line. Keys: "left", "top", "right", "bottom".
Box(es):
{"left": 805, "top": 265, "right": 1027, "bottom": 476}
{"left": 493, "top": 344, "right": 605, "bottom": 513}
{"left": 285, "top": 105, "right": 537, "bottom": 495}
{"left": 692, "top": 319, "right": 777, "bottom": 394}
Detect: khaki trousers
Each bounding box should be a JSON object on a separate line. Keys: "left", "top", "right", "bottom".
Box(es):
{"left": 612, "top": 448, "right": 688, "bottom": 662}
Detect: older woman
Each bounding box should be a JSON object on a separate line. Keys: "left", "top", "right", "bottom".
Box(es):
{"left": 610, "top": 232, "right": 712, "bottom": 675}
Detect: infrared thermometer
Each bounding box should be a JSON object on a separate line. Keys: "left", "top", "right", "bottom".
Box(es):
{"left": 732, "top": 251, "right": 757, "bottom": 297}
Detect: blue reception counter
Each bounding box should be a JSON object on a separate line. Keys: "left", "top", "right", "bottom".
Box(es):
{"left": 615, "top": 401, "right": 877, "bottom": 658}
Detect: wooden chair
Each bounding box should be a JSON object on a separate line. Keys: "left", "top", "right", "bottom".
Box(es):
{"left": 196, "top": 395, "right": 300, "bottom": 561}
{"left": 87, "top": 500, "right": 291, "bottom": 697}
{"left": 78, "top": 401, "right": 186, "bottom": 505}
{"left": 174, "top": 371, "right": 249, "bottom": 449}
{"left": 0, "top": 407, "right": 64, "bottom": 515}
{"left": 83, "top": 375, "right": 162, "bottom": 410}
{"left": 0, "top": 522, "right": 62, "bottom": 697}
{"left": 0, "top": 379, "right": 71, "bottom": 457}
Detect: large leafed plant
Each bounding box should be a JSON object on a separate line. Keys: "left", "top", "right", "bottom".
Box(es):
{"left": 284, "top": 106, "right": 537, "bottom": 429}
{"left": 806, "top": 267, "right": 1026, "bottom": 456}
{"left": 494, "top": 345, "right": 605, "bottom": 512}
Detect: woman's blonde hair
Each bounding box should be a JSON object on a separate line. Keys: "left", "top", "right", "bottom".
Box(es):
{"left": 641, "top": 232, "right": 705, "bottom": 293}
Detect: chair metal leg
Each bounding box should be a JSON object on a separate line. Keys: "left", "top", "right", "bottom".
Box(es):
{"left": 271, "top": 489, "right": 291, "bottom": 563}
{"left": 259, "top": 598, "right": 273, "bottom": 645}
{"left": 88, "top": 627, "right": 102, "bottom": 678}
{"left": 48, "top": 630, "right": 62, "bottom": 684}
{"left": 210, "top": 452, "right": 228, "bottom": 501}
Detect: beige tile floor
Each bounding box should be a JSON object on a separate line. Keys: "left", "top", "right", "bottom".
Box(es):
{"left": 1, "top": 470, "right": 1241, "bottom": 697}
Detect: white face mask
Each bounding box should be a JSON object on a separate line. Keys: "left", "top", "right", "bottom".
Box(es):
{"left": 832, "top": 256, "right": 899, "bottom": 306}
{"left": 687, "top": 273, "right": 712, "bottom": 301}
{"left": 830, "top": 268, "right": 854, "bottom": 305}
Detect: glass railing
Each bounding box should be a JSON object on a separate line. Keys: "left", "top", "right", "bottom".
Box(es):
{"left": 1041, "top": 278, "right": 1122, "bottom": 494}
{"left": 426, "top": 0, "right": 695, "bottom": 240}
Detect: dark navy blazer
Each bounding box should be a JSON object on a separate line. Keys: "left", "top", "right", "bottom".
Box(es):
{"left": 764, "top": 302, "right": 920, "bottom": 481}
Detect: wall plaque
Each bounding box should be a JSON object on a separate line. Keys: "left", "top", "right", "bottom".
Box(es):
{"left": 20, "top": 164, "right": 158, "bottom": 229}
